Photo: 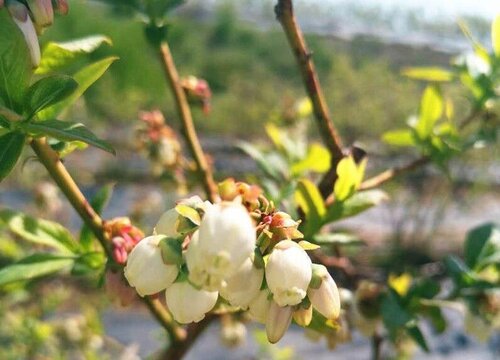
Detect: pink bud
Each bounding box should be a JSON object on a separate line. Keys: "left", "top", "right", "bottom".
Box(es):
{"left": 26, "top": 0, "right": 53, "bottom": 29}
{"left": 52, "top": 0, "right": 68, "bottom": 15}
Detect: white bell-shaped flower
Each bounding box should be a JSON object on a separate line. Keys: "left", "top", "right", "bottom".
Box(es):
{"left": 308, "top": 264, "right": 341, "bottom": 320}
{"left": 124, "top": 235, "right": 178, "bottom": 296}
{"left": 248, "top": 290, "right": 272, "bottom": 324}
{"left": 266, "top": 301, "right": 293, "bottom": 344}
{"left": 265, "top": 240, "right": 312, "bottom": 306}
{"left": 220, "top": 257, "right": 263, "bottom": 309}
{"left": 155, "top": 208, "right": 179, "bottom": 237}
{"left": 165, "top": 281, "right": 218, "bottom": 324}
{"left": 186, "top": 202, "right": 255, "bottom": 291}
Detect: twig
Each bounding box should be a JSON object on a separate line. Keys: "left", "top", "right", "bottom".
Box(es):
{"left": 275, "top": 0, "right": 344, "bottom": 198}
{"left": 371, "top": 331, "right": 383, "bottom": 360}
{"left": 359, "top": 156, "right": 430, "bottom": 191}
{"left": 158, "top": 42, "right": 218, "bottom": 202}
{"left": 30, "top": 137, "right": 184, "bottom": 343}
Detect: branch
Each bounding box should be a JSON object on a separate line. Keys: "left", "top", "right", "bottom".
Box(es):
{"left": 30, "top": 137, "right": 184, "bottom": 343}
{"left": 158, "top": 41, "right": 218, "bottom": 203}
{"left": 359, "top": 156, "right": 430, "bottom": 191}
{"left": 275, "top": 0, "right": 344, "bottom": 198}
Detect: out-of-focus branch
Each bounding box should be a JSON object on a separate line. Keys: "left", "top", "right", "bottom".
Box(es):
{"left": 158, "top": 41, "right": 218, "bottom": 203}
{"left": 30, "top": 138, "right": 184, "bottom": 343}
{"left": 275, "top": 0, "right": 344, "bottom": 198}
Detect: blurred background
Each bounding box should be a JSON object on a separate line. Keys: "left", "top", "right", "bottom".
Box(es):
{"left": 0, "top": 0, "right": 499, "bottom": 359}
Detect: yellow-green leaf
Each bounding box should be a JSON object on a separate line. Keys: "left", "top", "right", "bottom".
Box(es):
{"left": 401, "top": 67, "right": 454, "bottom": 82}
{"left": 295, "top": 179, "right": 326, "bottom": 236}
{"left": 298, "top": 240, "right": 320, "bottom": 251}
{"left": 382, "top": 129, "right": 416, "bottom": 147}
{"left": 493, "top": 15, "right": 500, "bottom": 57}
{"left": 416, "top": 86, "right": 443, "bottom": 139}
{"left": 291, "top": 143, "right": 331, "bottom": 175}
{"left": 333, "top": 156, "right": 364, "bottom": 201}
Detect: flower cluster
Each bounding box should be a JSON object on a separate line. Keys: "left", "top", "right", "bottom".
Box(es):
{"left": 123, "top": 180, "right": 341, "bottom": 343}
{"left": 2, "top": 0, "right": 68, "bottom": 67}
{"left": 136, "top": 110, "right": 184, "bottom": 177}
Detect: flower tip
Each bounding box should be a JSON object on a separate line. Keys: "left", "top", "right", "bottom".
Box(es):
{"left": 266, "top": 302, "right": 293, "bottom": 344}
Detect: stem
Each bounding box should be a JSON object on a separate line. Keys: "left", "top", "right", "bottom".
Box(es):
{"left": 158, "top": 315, "right": 215, "bottom": 360}
{"left": 158, "top": 41, "right": 217, "bottom": 203}
{"left": 359, "top": 156, "right": 430, "bottom": 191}
{"left": 30, "top": 137, "right": 184, "bottom": 342}
{"left": 275, "top": 0, "right": 344, "bottom": 197}
{"left": 371, "top": 331, "right": 383, "bottom": 360}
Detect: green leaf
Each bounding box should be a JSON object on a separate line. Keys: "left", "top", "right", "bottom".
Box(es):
{"left": 22, "top": 120, "right": 115, "bottom": 154}
{"left": 312, "top": 233, "right": 364, "bottom": 246}
{"left": 0, "top": 209, "right": 78, "bottom": 254}
{"left": 381, "top": 289, "right": 413, "bottom": 332}
{"left": 407, "top": 324, "right": 430, "bottom": 352}
{"left": 0, "top": 10, "right": 32, "bottom": 112}
{"left": 0, "top": 253, "right": 74, "bottom": 286}
{"left": 416, "top": 86, "right": 443, "bottom": 139}
{"left": 38, "top": 57, "right": 118, "bottom": 120}
{"left": 0, "top": 131, "right": 25, "bottom": 182}
{"left": 291, "top": 143, "right": 331, "bottom": 176}
{"left": 175, "top": 204, "right": 201, "bottom": 226}
{"left": 24, "top": 75, "right": 78, "bottom": 117}
{"left": 464, "top": 223, "right": 500, "bottom": 271}
{"left": 295, "top": 179, "right": 326, "bottom": 236}
{"left": 401, "top": 67, "right": 454, "bottom": 82}
{"left": 493, "top": 15, "right": 500, "bottom": 57}
{"left": 36, "top": 35, "right": 112, "bottom": 74}
{"left": 80, "top": 184, "right": 114, "bottom": 250}
{"left": 159, "top": 237, "right": 183, "bottom": 265}
{"left": 382, "top": 129, "right": 416, "bottom": 147}
{"left": 238, "top": 141, "right": 284, "bottom": 180}
{"left": 298, "top": 240, "right": 320, "bottom": 251}
{"left": 325, "top": 189, "right": 388, "bottom": 223}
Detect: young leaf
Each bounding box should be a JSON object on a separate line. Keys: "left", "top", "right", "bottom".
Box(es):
{"left": 36, "top": 35, "right": 112, "bottom": 74}
{"left": 0, "top": 209, "right": 79, "bottom": 254}
{"left": 325, "top": 189, "right": 388, "bottom": 223}
{"left": 22, "top": 120, "right": 116, "bottom": 154}
{"left": 24, "top": 75, "right": 78, "bottom": 117}
{"left": 0, "top": 131, "right": 25, "bottom": 182}
{"left": 0, "top": 11, "right": 32, "bottom": 112}
{"left": 382, "top": 129, "right": 416, "bottom": 147}
{"left": 0, "top": 253, "right": 74, "bottom": 287}
{"left": 401, "top": 67, "right": 454, "bottom": 82}
{"left": 238, "top": 141, "right": 284, "bottom": 180}
{"left": 80, "top": 184, "right": 114, "bottom": 250}
{"left": 295, "top": 179, "right": 326, "bottom": 236}
{"left": 492, "top": 15, "right": 500, "bottom": 57}
{"left": 334, "top": 156, "right": 365, "bottom": 202}
{"left": 291, "top": 143, "right": 331, "bottom": 175}
{"left": 312, "top": 233, "right": 364, "bottom": 246}
{"left": 416, "top": 86, "right": 443, "bottom": 139}
{"left": 38, "top": 57, "right": 118, "bottom": 120}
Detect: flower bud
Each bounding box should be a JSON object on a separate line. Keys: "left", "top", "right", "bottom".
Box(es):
{"left": 52, "top": 0, "right": 68, "bottom": 15}
{"left": 124, "top": 235, "right": 179, "bottom": 296}
{"left": 186, "top": 202, "right": 255, "bottom": 291}
{"left": 293, "top": 304, "right": 313, "bottom": 327}
{"left": 0, "top": 0, "right": 4, "bottom": 9}
{"left": 26, "top": 0, "right": 53, "bottom": 30}
{"left": 220, "top": 257, "right": 263, "bottom": 309}
{"left": 165, "top": 281, "right": 218, "bottom": 324}
{"left": 308, "top": 264, "right": 341, "bottom": 320}
{"left": 266, "top": 301, "right": 293, "bottom": 344}
{"left": 220, "top": 319, "right": 246, "bottom": 348}
{"left": 265, "top": 240, "right": 312, "bottom": 306}
{"left": 248, "top": 290, "right": 272, "bottom": 324}
{"left": 7, "top": 1, "right": 40, "bottom": 67}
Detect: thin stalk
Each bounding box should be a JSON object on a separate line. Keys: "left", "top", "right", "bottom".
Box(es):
{"left": 30, "top": 137, "right": 184, "bottom": 343}
{"left": 158, "top": 41, "right": 217, "bottom": 202}
{"left": 275, "top": 0, "right": 344, "bottom": 198}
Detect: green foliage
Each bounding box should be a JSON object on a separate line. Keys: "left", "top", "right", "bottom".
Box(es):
{"left": 401, "top": 66, "right": 454, "bottom": 82}
{"left": 0, "top": 10, "right": 32, "bottom": 112}
{"left": 21, "top": 120, "right": 115, "bottom": 154}
{"left": 464, "top": 223, "right": 500, "bottom": 272}
{"left": 0, "top": 132, "right": 25, "bottom": 182}
{"left": 24, "top": 75, "right": 78, "bottom": 118}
